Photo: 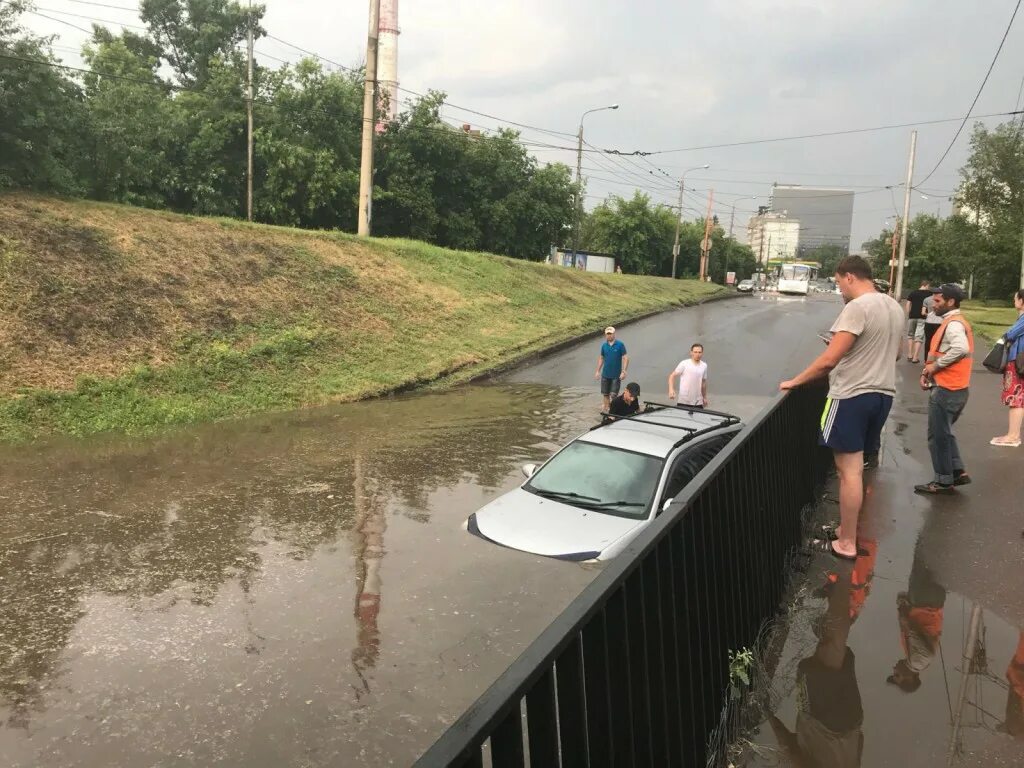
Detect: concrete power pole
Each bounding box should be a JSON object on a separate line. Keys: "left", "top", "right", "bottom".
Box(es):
{"left": 671, "top": 180, "right": 685, "bottom": 279}
{"left": 245, "top": 0, "right": 254, "bottom": 222}
{"left": 894, "top": 130, "right": 917, "bottom": 300}
{"left": 357, "top": 0, "right": 382, "bottom": 237}
{"left": 572, "top": 124, "right": 584, "bottom": 265}
{"left": 699, "top": 189, "right": 715, "bottom": 281}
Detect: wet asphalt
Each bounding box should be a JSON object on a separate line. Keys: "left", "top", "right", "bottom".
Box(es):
{"left": 1, "top": 293, "right": 854, "bottom": 767}
{"left": 742, "top": 342, "right": 1024, "bottom": 766}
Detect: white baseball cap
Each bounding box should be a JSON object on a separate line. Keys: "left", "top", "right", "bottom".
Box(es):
{"left": 604, "top": 326, "right": 616, "bottom": 334}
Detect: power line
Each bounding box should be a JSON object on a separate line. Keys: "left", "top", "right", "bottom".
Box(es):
{"left": 55, "top": 0, "right": 138, "bottom": 11}
{"left": 595, "top": 110, "right": 1024, "bottom": 157}
{"left": 916, "top": 0, "right": 1022, "bottom": 186}
{"left": 26, "top": 9, "right": 94, "bottom": 34}
{"left": 34, "top": 5, "right": 146, "bottom": 31}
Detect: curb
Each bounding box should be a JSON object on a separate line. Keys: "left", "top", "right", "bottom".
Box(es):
{"left": 466, "top": 289, "right": 740, "bottom": 385}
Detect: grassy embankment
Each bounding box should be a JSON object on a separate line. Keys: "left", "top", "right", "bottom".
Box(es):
{"left": 963, "top": 300, "right": 1018, "bottom": 343}
{"left": 0, "top": 194, "right": 725, "bottom": 442}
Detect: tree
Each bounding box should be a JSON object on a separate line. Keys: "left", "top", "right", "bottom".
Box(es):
{"left": 803, "top": 244, "right": 847, "bottom": 277}
{"left": 586, "top": 192, "right": 677, "bottom": 275}
{"left": 956, "top": 121, "right": 1023, "bottom": 298}
{"left": 138, "top": 0, "right": 263, "bottom": 87}
{"left": 0, "top": 1, "right": 91, "bottom": 193}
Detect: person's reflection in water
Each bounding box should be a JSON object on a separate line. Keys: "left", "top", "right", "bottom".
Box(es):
{"left": 1002, "top": 632, "right": 1024, "bottom": 738}
{"left": 887, "top": 539, "right": 946, "bottom": 694}
{"left": 769, "top": 559, "right": 865, "bottom": 767}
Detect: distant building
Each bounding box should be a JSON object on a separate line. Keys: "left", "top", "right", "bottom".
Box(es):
{"left": 748, "top": 212, "right": 801, "bottom": 265}
{"left": 769, "top": 185, "right": 854, "bottom": 257}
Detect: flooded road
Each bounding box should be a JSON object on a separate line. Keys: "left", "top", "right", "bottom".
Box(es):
{"left": 741, "top": 345, "right": 1024, "bottom": 767}
{"left": 1, "top": 294, "right": 840, "bottom": 767}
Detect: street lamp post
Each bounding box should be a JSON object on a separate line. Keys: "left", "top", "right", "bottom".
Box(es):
{"left": 672, "top": 164, "right": 710, "bottom": 279}
{"left": 729, "top": 195, "right": 757, "bottom": 239}
{"left": 572, "top": 104, "right": 619, "bottom": 266}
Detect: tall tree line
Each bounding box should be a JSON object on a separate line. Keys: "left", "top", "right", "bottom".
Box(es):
{"left": 0, "top": 0, "right": 759, "bottom": 273}
{"left": 0, "top": 0, "right": 573, "bottom": 260}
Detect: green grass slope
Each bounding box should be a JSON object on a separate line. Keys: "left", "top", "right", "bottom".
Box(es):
{"left": 0, "top": 194, "right": 724, "bottom": 441}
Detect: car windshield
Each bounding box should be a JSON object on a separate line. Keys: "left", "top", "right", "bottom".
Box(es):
{"left": 524, "top": 441, "right": 663, "bottom": 519}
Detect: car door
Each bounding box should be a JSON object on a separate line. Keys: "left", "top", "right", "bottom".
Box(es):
{"left": 657, "top": 433, "right": 735, "bottom": 515}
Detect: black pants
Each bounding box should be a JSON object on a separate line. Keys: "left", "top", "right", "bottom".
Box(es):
{"left": 923, "top": 324, "right": 940, "bottom": 357}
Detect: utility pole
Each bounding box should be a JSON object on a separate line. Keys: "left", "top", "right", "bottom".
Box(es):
{"left": 572, "top": 104, "right": 619, "bottom": 266}
{"left": 894, "top": 130, "right": 917, "bottom": 301}
{"left": 672, "top": 164, "right": 709, "bottom": 279}
{"left": 671, "top": 180, "right": 685, "bottom": 279}
{"left": 573, "top": 124, "right": 584, "bottom": 266}
{"left": 887, "top": 219, "right": 899, "bottom": 290}
{"left": 357, "top": 0, "right": 381, "bottom": 237}
{"left": 699, "top": 189, "right": 714, "bottom": 281}
{"left": 245, "top": 0, "right": 254, "bottom": 222}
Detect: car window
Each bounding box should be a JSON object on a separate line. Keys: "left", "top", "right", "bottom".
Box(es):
{"left": 525, "top": 441, "right": 664, "bottom": 520}
{"left": 661, "top": 434, "right": 735, "bottom": 508}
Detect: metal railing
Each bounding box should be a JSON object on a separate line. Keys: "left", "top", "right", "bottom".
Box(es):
{"left": 414, "top": 384, "right": 829, "bottom": 768}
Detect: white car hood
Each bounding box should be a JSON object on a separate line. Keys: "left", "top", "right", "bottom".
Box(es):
{"left": 471, "top": 488, "right": 646, "bottom": 559}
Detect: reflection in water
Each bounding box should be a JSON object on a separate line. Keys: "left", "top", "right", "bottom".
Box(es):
{"left": 351, "top": 452, "right": 385, "bottom": 701}
{"left": 769, "top": 557, "right": 866, "bottom": 768}
{"left": 889, "top": 537, "right": 946, "bottom": 694}
{"left": 0, "top": 383, "right": 594, "bottom": 765}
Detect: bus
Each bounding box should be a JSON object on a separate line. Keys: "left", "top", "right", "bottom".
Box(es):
{"left": 777, "top": 262, "right": 819, "bottom": 296}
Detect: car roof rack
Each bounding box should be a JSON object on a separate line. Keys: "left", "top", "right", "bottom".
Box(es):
{"left": 591, "top": 402, "right": 742, "bottom": 450}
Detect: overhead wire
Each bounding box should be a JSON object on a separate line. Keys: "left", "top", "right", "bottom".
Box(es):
{"left": 915, "top": 0, "right": 1022, "bottom": 187}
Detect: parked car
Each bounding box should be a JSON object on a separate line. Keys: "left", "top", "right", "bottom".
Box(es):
{"left": 465, "top": 405, "right": 742, "bottom": 561}
{"left": 736, "top": 279, "right": 755, "bottom": 293}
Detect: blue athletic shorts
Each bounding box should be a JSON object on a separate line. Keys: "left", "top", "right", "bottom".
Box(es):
{"left": 820, "top": 393, "right": 893, "bottom": 454}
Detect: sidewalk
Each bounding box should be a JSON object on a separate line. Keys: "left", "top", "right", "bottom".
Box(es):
{"left": 741, "top": 359, "right": 1024, "bottom": 767}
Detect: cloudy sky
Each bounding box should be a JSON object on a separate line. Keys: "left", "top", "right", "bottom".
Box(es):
{"left": 23, "top": 0, "right": 1024, "bottom": 249}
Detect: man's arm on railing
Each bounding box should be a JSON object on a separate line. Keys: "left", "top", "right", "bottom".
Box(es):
{"left": 779, "top": 331, "right": 856, "bottom": 390}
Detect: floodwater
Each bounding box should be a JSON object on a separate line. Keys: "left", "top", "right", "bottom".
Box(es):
{"left": 0, "top": 294, "right": 841, "bottom": 767}
{"left": 741, "top": 346, "right": 1024, "bottom": 767}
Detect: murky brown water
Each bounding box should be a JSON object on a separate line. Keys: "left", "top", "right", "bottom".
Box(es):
{"left": 0, "top": 296, "right": 845, "bottom": 767}
{"left": 0, "top": 384, "right": 606, "bottom": 767}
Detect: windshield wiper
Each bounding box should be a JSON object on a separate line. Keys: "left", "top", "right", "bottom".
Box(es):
{"left": 532, "top": 489, "right": 601, "bottom": 503}
{"left": 588, "top": 500, "right": 645, "bottom": 508}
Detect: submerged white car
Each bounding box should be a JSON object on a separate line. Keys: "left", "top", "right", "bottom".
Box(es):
{"left": 466, "top": 405, "right": 742, "bottom": 561}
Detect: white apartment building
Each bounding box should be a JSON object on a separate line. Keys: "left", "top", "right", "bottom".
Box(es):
{"left": 748, "top": 213, "right": 801, "bottom": 265}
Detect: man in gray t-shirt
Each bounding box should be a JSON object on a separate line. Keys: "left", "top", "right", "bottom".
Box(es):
{"left": 781, "top": 256, "right": 903, "bottom": 561}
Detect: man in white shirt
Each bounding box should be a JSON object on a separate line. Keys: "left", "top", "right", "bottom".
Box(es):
{"left": 668, "top": 343, "right": 709, "bottom": 408}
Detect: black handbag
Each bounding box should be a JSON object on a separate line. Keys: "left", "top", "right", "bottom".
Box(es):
{"left": 1016, "top": 350, "right": 1024, "bottom": 377}
{"left": 982, "top": 337, "right": 1009, "bottom": 373}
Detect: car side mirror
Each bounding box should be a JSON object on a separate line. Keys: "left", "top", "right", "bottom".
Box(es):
{"left": 522, "top": 463, "right": 537, "bottom": 479}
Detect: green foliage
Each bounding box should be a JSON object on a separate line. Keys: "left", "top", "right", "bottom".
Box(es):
{"left": 803, "top": 243, "right": 848, "bottom": 276}
{"left": 0, "top": 2, "right": 90, "bottom": 193}
{"left": 728, "top": 647, "right": 754, "bottom": 700}
{"left": 862, "top": 119, "right": 1022, "bottom": 300}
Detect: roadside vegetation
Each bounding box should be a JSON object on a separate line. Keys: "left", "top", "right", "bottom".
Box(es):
{"left": 0, "top": 194, "right": 724, "bottom": 441}
{"left": 963, "top": 300, "right": 1019, "bottom": 343}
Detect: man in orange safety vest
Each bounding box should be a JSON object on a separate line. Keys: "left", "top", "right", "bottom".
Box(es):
{"left": 915, "top": 283, "right": 973, "bottom": 495}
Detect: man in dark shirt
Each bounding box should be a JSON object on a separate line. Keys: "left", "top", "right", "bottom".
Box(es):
{"left": 607, "top": 382, "right": 641, "bottom": 420}
{"left": 904, "top": 280, "right": 932, "bottom": 363}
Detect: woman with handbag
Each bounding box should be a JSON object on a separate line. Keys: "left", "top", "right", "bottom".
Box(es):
{"left": 991, "top": 289, "right": 1024, "bottom": 447}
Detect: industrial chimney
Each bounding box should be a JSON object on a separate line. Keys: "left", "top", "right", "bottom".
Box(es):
{"left": 377, "top": 0, "right": 399, "bottom": 125}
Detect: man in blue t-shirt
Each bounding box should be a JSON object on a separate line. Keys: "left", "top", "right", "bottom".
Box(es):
{"left": 594, "top": 326, "right": 629, "bottom": 412}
